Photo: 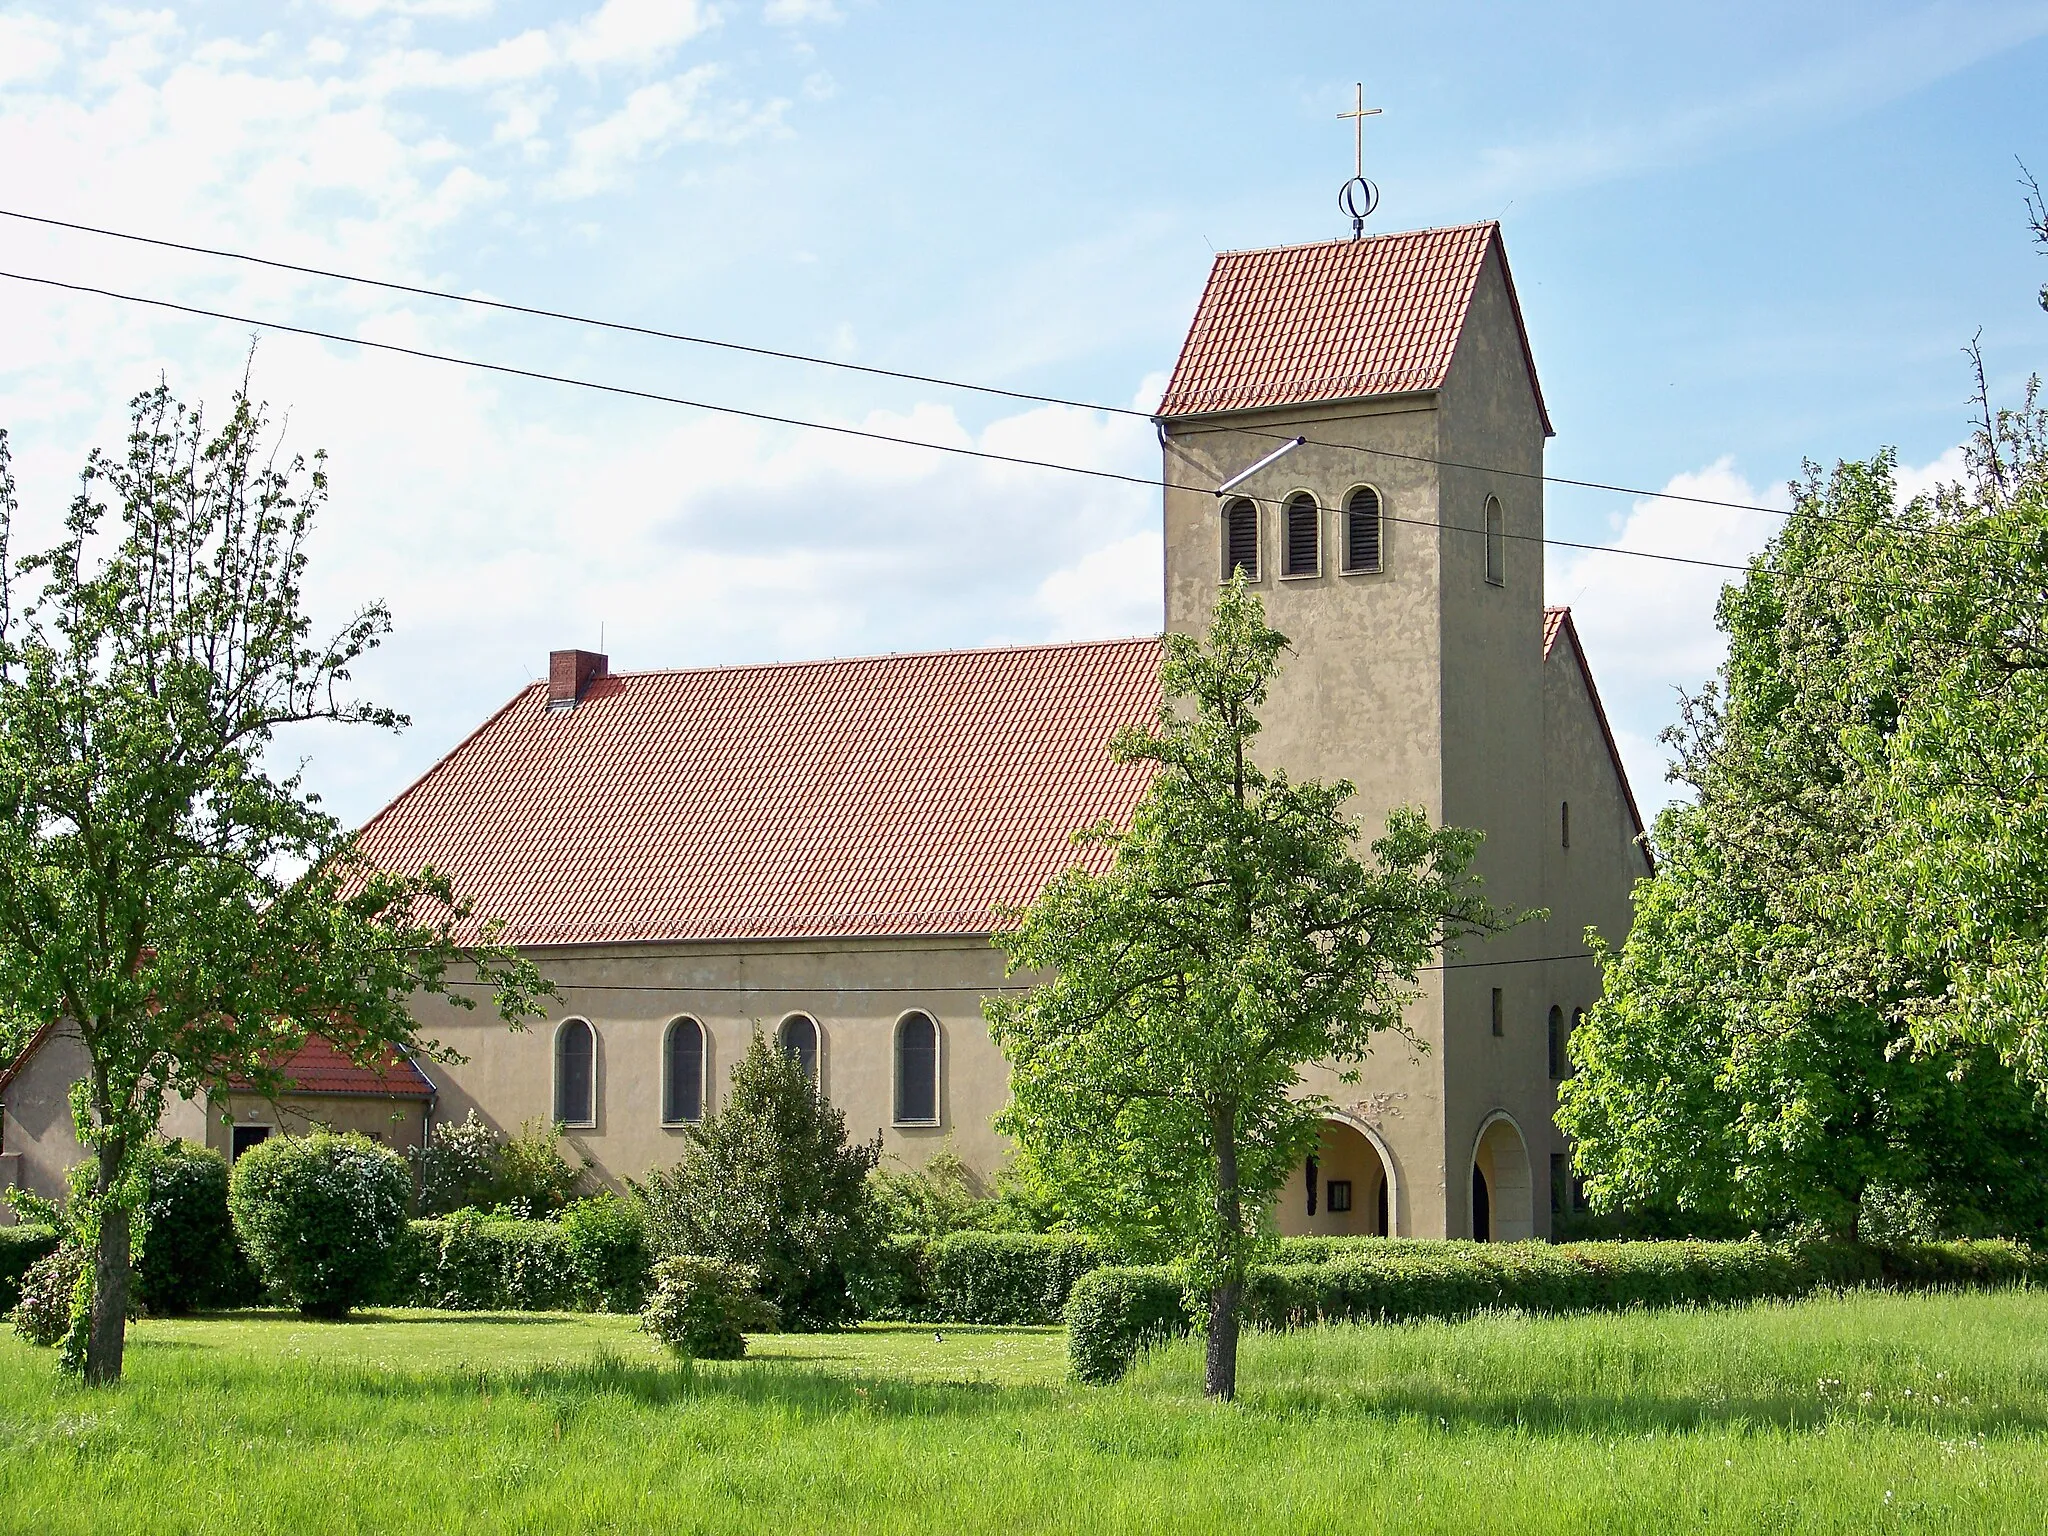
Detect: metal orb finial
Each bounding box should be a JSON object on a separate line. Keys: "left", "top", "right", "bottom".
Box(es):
{"left": 1339, "top": 176, "right": 1380, "bottom": 241}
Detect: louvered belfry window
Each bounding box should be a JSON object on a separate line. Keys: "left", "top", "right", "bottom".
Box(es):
{"left": 1284, "top": 493, "right": 1319, "bottom": 576}
{"left": 1345, "top": 486, "right": 1383, "bottom": 572}
{"left": 1223, "top": 498, "right": 1259, "bottom": 580}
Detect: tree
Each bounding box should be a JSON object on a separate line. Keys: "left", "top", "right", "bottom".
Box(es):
{"left": 0, "top": 381, "right": 548, "bottom": 1383}
{"left": 639, "top": 1030, "right": 883, "bottom": 1331}
{"left": 1560, "top": 446, "right": 2048, "bottom": 1239}
{"left": 986, "top": 578, "right": 1508, "bottom": 1399}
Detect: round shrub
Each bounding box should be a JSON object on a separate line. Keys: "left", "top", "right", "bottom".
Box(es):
{"left": 12, "top": 1243, "right": 84, "bottom": 1348}
{"left": 135, "top": 1140, "right": 240, "bottom": 1315}
{"left": 228, "top": 1132, "right": 411, "bottom": 1320}
{"left": 641, "top": 1256, "right": 778, "bottom": 1360}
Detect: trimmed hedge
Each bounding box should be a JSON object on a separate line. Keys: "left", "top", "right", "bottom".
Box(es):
{"left": 922, "top": 1232, "right": 1106, "bottom": 1325}
{"left": 0, "top": 1225, "right": 61, "bottom": 1315}
{"left": 1067, "top": 1238, "right": 2048, "bottom": 1383}
{"left": 1066, "top": 1266, "right": 1189, "bottom": 1385}
{"left": 389, "top": 1213, "right": 576, "bottom": 1311}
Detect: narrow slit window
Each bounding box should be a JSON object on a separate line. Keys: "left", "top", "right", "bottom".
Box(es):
{"left": 894, "top": 1012, "right": 939, "bottom": 1125}
{"left": 1490, "top": 988, "right": 1504, "bottom": 1037}
{"left": 555, "top": 1019, "right": 596, "bottom": 1126}
{"left": 1484, "top": 496, "right": 1505, "bottom": 586}
{"left": 664, "top": 1017, "right": 705, "bottom": 1123}
{"left": 1344, "top": 486, "right": 1383, "bottom": 572}
{"left": 1223, "top": 498, "right": 1259, "bottom": 581}
{"left": 779, "top": 1014, "right": 820, "bottom": 1085}
{"left": 1561, "top": 800, "right": 1571, "bottom": 849}
{"left": 1548, "top": 1005, "right": 1564, "bottom": 1080}
{"left": 1283, "top": 493, "right": 1319, "bottom": 576}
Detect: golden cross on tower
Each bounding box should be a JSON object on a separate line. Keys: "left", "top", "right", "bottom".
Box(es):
{"left": 1338, "top": 82, "right": 1381, "bottom": 181}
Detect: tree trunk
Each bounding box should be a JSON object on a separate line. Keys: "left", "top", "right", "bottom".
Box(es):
{"left": 1205, "top": 1107, "right": 1243, "bottom": 1401}
{"left": 84, "top": 1138, "right": 132, "bottom": 1387}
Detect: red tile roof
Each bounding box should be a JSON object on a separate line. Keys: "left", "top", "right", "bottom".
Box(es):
{"left": 1544, "top": 606, "right": 1650, "bottom": 860}
{"left": 227, "top": 1036, "right": 436, "bottom": 1100}
{"left": 1157, "top": 222, "right": 1551, "bottom": 434}
{"left": 355, "top": 637, "right": 1167, "bottom": 947}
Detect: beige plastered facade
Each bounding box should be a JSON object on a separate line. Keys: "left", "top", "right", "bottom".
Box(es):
{"left": 2, "top": 239, "right": 1649, "bottom": 1240}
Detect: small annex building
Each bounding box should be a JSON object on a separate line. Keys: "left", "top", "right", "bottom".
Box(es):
{"left": 1, "top": 219, "right": 1651, "bottom": 1241}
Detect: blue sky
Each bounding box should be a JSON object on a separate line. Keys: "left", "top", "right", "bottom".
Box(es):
{"left": 0, "top": 0, "right": 2043, "bottom": 828}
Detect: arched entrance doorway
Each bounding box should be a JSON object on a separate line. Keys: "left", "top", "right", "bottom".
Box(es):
{"left": 1278, "top": 1118, "right": 1394, "bottom": 1237}
{"left": 1471, "top": 1113, "right": 1533, "bottom": 1241}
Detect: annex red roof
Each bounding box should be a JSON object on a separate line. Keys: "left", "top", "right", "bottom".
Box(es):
{"left": 355, "top": 637, "right": 1167, "bottom": 947}
{"left": 1157, "top": 222, "right": 1551, "bottom": 433}
{"left": 227, "top": 1036, "right": 436, "bottom": 1100}
{"left": 1545, "top": 606, "right": 1649, "bottom": 858}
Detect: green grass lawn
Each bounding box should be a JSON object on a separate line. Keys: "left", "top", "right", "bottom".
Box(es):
{"left": 3, "top": 1290, "right": 2046, "bottom": 1533}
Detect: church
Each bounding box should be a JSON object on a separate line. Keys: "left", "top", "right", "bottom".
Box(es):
{"left": 2, "top": 218, "right": 1649, "bottom": 1243}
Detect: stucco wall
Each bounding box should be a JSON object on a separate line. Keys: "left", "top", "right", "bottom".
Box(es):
{"left": 411, "top": 935, "right": 1019, "bottom": 1191}
{"left": 0, "top": 1026, "right": 91, "bottom": 1215}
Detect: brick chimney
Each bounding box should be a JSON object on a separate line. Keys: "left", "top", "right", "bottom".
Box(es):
{"left": 548, "top": 648, "right": 608, "bottom": 710}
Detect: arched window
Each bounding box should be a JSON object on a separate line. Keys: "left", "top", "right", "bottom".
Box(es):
{"left": 1344, "top": 485, "right": 1383, "bottom": 573}
{"left": 555, "top": 1019, "right": 596, "bottom": 1127}
{"left": 894, "top": 1012, "right": 939, "bottom": 1125}
{"left": 779, "top": 1013, "right": 820, "bottom": 1085}
{"left": 1222, "top": 498, "right": 1259, "bottom": 581}
{"left": 1283, "top": 492, "right": 1319, "bottom": 576}
{"left": 1570, "top": 1009, "right": 1586, "bottom": 1077}
{"left": 1547, "top": 1005, "right": 1564, "bottom": 1080}
{"left": 1484, "top": 495, "right": 1505, "bottom": 586}
{"left": 663, "top": 1017, "right": 705, "bottom": 1124}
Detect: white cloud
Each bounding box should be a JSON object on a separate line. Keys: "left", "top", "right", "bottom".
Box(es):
{"left": 0, "top": 14, "right": 66, "bottom": 86}
{"left": 563, "top": 0, "right": 716, "bottom": 67}
{"left": 547, "top": 68, "right": 784, "bottom": 197}
{"left": 1896, "top": 443, "right": 1968, "bottom": 502}
{"left": 318, "top": 0, "right": 498, "bottom": 17}
{"left": 765, "top": 0, "right": 843, "bottom": 24}
{"left": 1036, "top": 532, "right": 1162, "bottom": 641}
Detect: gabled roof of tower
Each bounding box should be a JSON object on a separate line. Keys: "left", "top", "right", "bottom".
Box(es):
{"left": 1157, "top": 221, "right": 1552, "bottom": 434}
{"left": 355, "top": 637, "right": 1166, "bottom": 947}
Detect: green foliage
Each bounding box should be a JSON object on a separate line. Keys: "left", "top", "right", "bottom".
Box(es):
{"left": 640, "top": 1256, "right": 778, "bottom": 1360}
{"left": 411, "top": 1111, "right": 587, "bottom": 1219}
{"left": 1064, "top": 1265, "right": 1190, "bottom": 1385}
{"left": 1069, "top": 1238, "right": 2048, "bottom": 1381}
{"left": 9, "top": 1242, "right": 81, "bottom": 1347}
{"left": 640, "top": 1031, "right": 882, "bottom": 1331}
{"left": 1560, "top": 443, "right": 2048, "bottom": 1241}
{"left": 989, "top": 577, "right": 1509, "bottom": 1396}
{"left": 403, "top": 1211, "right": 575, "bottom": 1311}
{"left": 560, "top": 1194, "right": 650, "bottom": 1313}
{"left": 0, "top": 386, "right": 551, "bottom": 1380}
{"left": 919, "top": 1231, "right": 1106, "bottom": 1325}
{"left": 869, "top": 1149, "right": 1074, "bottom": 1239}
{"left": 229, "top": 1133, "right": 412, "bottom": 1319}
{"left": 491, "top": 1120, "right": 585, "bottom": 1217}
{"left": 132, "top": 1140, "right": 243, "bottom": 1316}
{"left": 0, "top": 1224, "right": 60, "bottom": 1314}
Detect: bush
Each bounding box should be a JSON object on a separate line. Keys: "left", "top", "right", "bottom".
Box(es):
{"left": 11, "top": 1242, "right": 84, "bottom": 1347}
{"left": 1065, "top": 1266, "right": 1189, "bottom": 1385}
{"left": 561, "top": 1194, "right": 650, "bottom": 1313}
{"left": 1068, "top": 1238, "right": 2048, "bottom": 1381}
{"left": 134, "top": 1140, "right": 241, "bottom": 1315}
{"left": 412, "top": 1112, "right": 586, "bottom": 1218}
{"left": 641, "top": 1256, "right": 779, "bottom": 1359}
{"left": 229, "top": 1133, "right": 412, "bottom": 1320}
{"left": 389, "top": 1212, "right": 575, "bottom": 1310}
{"left": 922, "top": 1232, "right": 1106, "bottom": 1324}
{"left": 641, "top": 1032, "right": 882, "bottom": 1331}
{"left": 0, "top": 1224, "right": 61, "bottom": 1315}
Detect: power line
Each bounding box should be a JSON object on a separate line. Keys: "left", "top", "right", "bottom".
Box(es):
{"left": 0, "top": 266, "right": 1765, "bottom": 579}
{"left": 0, "top": 204, "right": 1805, "bottom": 522}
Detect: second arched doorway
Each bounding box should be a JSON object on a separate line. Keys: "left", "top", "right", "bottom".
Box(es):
{"left": 1471, "top": 1113, "right": 1533, "bottom": 1241}
{"left": 1278, "top": 1117, "right": 1394, "bottom": 1238}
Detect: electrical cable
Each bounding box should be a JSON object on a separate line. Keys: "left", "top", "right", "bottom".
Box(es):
{"left": 0, "top": 265, "right": 1770, "bottom": 579}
